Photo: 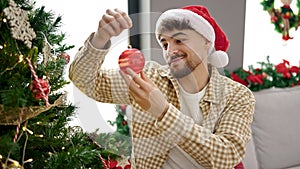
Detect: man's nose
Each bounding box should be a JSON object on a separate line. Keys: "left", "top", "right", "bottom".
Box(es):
{"left": 167, "top": 45, "right": 179, "bottom": 56}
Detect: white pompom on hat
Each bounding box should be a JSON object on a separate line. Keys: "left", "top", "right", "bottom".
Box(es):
{"left": 155, "top": 5, "right": 230, "bottom": 68}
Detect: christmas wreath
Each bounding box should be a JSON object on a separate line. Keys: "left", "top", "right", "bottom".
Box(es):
{"left": 261, "top": 0, "right": 300, "bottom": 40}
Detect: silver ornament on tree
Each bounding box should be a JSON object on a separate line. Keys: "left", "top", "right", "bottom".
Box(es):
{"left": 41, "top": 33, "right": 54, "bottom": 66}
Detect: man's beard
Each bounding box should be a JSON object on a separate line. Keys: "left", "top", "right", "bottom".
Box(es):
{"left": 170, "top": 59, "right": 201, "bottom": 78}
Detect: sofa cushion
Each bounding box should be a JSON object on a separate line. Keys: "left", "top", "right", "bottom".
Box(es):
{"left": 251, "top": 86, "right": 300, "bottom": 169}
{"left": 243, "top": 137, "right": 259, "bottom": 169}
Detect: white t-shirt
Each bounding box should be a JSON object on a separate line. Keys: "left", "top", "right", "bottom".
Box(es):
{"left": 163, "top": 84, "right": 207, "bottom": 169}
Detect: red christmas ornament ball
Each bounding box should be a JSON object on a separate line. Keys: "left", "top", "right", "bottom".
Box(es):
{"left": 59, "top": 52, "right": 70, "bottom": 63}
{"left": 118, "top": 46, "right": 145, "bottom": 74}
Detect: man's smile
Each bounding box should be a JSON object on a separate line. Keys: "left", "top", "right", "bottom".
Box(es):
{"left": 168, "top": 54, "right": 186, "bottom": 65}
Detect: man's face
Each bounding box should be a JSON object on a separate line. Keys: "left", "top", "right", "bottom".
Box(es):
{"left": 159, "top": 29, "right": 211, "bottom": 78}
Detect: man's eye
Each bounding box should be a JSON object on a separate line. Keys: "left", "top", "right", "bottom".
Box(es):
{"left": 176, "top": 39, "right": 185, "bottom": 44}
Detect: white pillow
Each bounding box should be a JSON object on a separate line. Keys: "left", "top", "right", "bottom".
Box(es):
{"left": 251, "top": 86, "right": 300, "bottom": 169}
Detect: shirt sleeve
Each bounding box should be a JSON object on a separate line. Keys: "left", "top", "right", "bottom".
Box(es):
{"left": 155, "top": 86, "right": 255, "bottom": 169}
{"left": 69, "top": 33, "right": 131, "bottom": 104}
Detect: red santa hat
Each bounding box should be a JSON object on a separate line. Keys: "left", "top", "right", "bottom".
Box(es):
{"left": 155, "top": 5, "right": 230, "bottom": 68}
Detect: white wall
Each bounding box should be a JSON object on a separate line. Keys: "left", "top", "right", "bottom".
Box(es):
{"left": 35, "top": 0, "right": 300, "bottom": 133}
{"left": 35, "top": 0, "right": 129, "bottom": 133}
{"left": 243, "top": 0, "right": 300, "bottom": 68}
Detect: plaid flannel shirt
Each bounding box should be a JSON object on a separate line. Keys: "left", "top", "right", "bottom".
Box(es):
{"left": 69, "top": 34, "right": 255, "bottom": 169}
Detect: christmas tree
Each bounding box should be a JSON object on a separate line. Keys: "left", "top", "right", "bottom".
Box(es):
{"left": 0, "top": 0, "right": 131, "bottom": 168}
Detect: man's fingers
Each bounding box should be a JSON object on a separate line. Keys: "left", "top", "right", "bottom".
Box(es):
{"left": 106, "top": 8, "right": 131, "bottom": 30}
{"left": 126, "top": 68, "right": 149, "bottom": 89}
{"left": 99, "top": 21, "right": 114, "bottom": 36}
{"left": 114, "top": 8, "right": 132, "bottom": 28}
{"left": 106, "top": 9, "right": 122, "bottom": 18}
{"left": 141, "top": 71, "right": 156, "bottom": 86}
{"left": 126, "top": 68, "right": 158, "bottom": 92}
{"left": 93, "top": 8, "right": 132, "bottom": 48}
{"left": 102, "top": 11, "right": 121, "bottom": 35}
{"left": 100, "top": 14, "right": 119, "bottom": 36}
{"left": 108, "top": 8, "right": 132, "bottom": 29}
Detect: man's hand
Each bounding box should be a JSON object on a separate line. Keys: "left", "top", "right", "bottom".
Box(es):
{"left": 120, "top": 68, "right": 169, "bottom": 119}
{"left": 91, "top": 8, "right": 132, "bottom": 49}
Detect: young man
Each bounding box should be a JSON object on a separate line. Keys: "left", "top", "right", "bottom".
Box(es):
{"left": 69, "top": 5, "right": 255, "bottom": 169}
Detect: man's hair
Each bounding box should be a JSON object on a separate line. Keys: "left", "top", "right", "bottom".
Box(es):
{"left": 156, "top": 18, "right": 194, "bottom": 38}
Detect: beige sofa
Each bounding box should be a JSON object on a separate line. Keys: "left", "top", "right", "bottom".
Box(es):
{"left": 243, "top": 86, "right": 300, "bottom": 169}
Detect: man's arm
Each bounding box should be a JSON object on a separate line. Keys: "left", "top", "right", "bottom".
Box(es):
{"left": 69, "top": 9, "right": 132, "bottom": 103}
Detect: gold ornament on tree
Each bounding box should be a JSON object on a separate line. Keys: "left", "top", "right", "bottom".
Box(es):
{"left": 0, "top": 156, "right": 24, "bottom": 169}
{"left": 0, "top": 94, "right": 66, "bottom": 125}
{"left": 3, "top": 0, "right": 36, "bottom": 48}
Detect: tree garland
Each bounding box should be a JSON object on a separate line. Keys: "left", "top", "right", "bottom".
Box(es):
{"left": 261, "top": 0, "right": 300, "bottom": 40}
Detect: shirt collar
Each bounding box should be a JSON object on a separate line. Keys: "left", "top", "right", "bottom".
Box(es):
{"left": 203, "top": 66, "right": 226, "bottom": 104}
{"left": 157, "top": 65, "right": 172, "bottom": 78}
{"left": 157, "top": 64, "right": 225, "bottom": 104}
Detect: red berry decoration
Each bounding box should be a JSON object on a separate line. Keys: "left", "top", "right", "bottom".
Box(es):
{"left": 271, "top": 16, "right": 278, "bottom": 23}
{"left": 30, "top": 78, "right": 50, "bottom": 100}
{"left": 118, "top": 45, "right": 145, "bottom": 74}
{"left": 120, "top": 105, "right": 127, "bottom": 111}
{"left": 122, "top": 120, "right": 128, "bottom": 126}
